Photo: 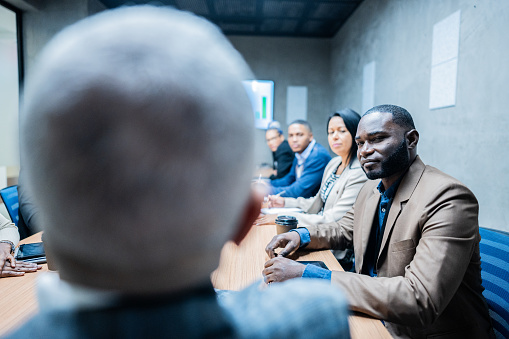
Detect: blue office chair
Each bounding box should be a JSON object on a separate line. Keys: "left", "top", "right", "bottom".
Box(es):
{"left": 479, "top": 227, "right": 509, "bottom": 339}
{"left": 0, "top": 185, "right": 19, "bottom": 226}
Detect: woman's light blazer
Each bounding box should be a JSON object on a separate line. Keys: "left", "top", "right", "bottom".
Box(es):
{"left": 283, "top": 156, "right": 367, "bottom": 227}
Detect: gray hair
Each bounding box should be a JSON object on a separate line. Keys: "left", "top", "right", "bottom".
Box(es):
{"left": 21, "top": 6, "right": 254, "bottom": 294}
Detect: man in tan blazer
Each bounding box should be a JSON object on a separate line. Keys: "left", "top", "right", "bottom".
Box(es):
{"left": 264, "top": 104, "right": 494, "bottom": 339}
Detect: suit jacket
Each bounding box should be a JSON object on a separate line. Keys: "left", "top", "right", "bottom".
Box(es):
{"left": 5, "top": 285, "right": 237, "bottom": 339}
{"left": 284, "top": 156, "right": 367, "bottom": 227}
{"left": 270, "top": 140, "right": 295, "bottom": 180}
{"left": 6, "top": 280, "right": 351, "bottom": 339}
{"left": 271, "top": 142, "right": 331, "bottom": 198}
{"left": 305, "top": 156, "right": 494, "bottom": 339}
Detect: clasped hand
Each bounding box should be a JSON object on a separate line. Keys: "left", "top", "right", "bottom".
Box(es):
{"left": 0, "top": 243, "right": 41, "bottom": 278}
{"left": 263, "top": 231, "right": 305, "bottom": 283}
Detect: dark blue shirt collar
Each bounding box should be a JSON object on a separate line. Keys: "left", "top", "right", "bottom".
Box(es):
{"left": 377, "top": 175, "right": 404, "bottom": 200}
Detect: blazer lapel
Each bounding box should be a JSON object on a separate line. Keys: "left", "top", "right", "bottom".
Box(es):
{"left": 324, "top": 158, "right": 346, "bottom": 211}
{"left": 378, "top": 156, "right": 426, "bottom": 258}
{"left": 357, "top": 185, "right": 380, "bottom": 272}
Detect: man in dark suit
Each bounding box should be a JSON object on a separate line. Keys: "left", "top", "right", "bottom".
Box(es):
{"left": 7, "top": 6, "right": 350, "bottom": 339}
{"left": 270, "top": 120, "right": 331, "bottom": 198}
{"left": 265, "top": 125, "right": 294, "bottom": 180}
{"left": 264, "top": 105, "right": 495, "bottom": 339}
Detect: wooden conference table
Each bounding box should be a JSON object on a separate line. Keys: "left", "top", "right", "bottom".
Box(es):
{"left": 0, "top": 228, "right": 391, "bottom": 338}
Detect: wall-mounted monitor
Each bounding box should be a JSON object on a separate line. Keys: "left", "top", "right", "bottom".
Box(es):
{"left": 242, "top": 80, "right": 274, "bottom": 129}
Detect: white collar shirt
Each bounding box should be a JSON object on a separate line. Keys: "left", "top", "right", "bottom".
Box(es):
{"left": 294, "top": 139, "right": 315, "bottom": 179}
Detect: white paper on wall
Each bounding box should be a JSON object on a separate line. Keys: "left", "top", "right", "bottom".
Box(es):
{"left": 431, "top": 10, "right": 461, "bottom": 65}
{"left": 429, "top": 59, "right": 458, "bottom": 109}
{"left": 286, "top": 86, "right": 308, "bottom": 123}
{"left": 429, "top": 10, "right": 461, "bottom": 110}
{"left": 362, "top": 61, "right": 376, "bottom": 114}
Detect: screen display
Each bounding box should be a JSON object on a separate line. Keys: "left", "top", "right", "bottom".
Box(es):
{"left": 15, "top": 242, "right": 45, "bottom": 260}
{"left": 242, "top": 80, "right": 274, "bottom": 129}
{"left": 297, "top": 261, "right": 328, "bottom": 269}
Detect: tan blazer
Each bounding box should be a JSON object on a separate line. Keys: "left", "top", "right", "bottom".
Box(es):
{"left": 305, "top": 156, "right": 494, "bottom": 339}
{"left": 283, "top": 157, "right": 367, "bottom": 227}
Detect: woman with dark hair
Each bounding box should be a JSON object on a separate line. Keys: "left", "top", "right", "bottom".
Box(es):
{"left": 259, "top": 108, "right": 367, "bottom": 270}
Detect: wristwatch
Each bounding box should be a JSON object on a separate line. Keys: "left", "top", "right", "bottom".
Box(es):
{"left": 0, "top": 240, "right": 15, "bottom": 254}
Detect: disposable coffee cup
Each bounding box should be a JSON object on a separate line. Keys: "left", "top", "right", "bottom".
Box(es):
{"left": 275, "top": 216, "right": 298, "bottom": 234}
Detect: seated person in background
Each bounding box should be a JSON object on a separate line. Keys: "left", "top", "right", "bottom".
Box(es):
{"left": 7, "top": 6, "right": 350, "bottom": 338}
{"left": 258, "top": 109, "right": 367, "bottom": 271}
{"left": 264, "top": 105, "right": 495, "bottom": 339}
{"left": 0, "top": 214, "right": 40, "bottom": 277}
{"left": 265, "top": 122, "right": 295, "bottom": 180}
{"left": 17, "top": 170, "right": 43, "bottom": 239}
{"left": 270, "top": 120, "right": 331, "bottom": 198}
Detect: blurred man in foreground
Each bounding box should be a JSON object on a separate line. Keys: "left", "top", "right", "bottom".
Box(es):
{"left": 8, "top": 6, "right": 350, "bottom": 339}
{"left": 265, "top": 105, "right": 494, "bottom": 339}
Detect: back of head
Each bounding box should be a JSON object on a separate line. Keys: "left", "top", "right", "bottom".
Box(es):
{"left": 21, "top": 6, "right": 254, "bottom": 294}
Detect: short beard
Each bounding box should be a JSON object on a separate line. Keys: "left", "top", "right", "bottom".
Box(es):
{"left": 364, "top": 139, "right": 409, "bottom": 180}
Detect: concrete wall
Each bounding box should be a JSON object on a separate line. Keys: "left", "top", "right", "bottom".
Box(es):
{"left": 228, "top": 36, "right": 332, "bottom": 166}
{"left": 331, "top": 0, "right": 509, "bottom": 231}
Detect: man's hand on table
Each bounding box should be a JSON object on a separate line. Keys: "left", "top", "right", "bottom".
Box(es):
{"left": 1, "top": 260, "right": 41, "bottom": 277}
{"left": 0, "top": 243, "right": 42, "bottom": 278}
{"left": 263, "top": 257, "right": 306, "bottom": 283}
{"left": 0, "top": 242, "right": 14, "bottom": 271}
{"left": 263, "top": 231, "right": 304, "bottom": 283}
{"left": 265, "top": 231, "right": 301, "bottom": 258}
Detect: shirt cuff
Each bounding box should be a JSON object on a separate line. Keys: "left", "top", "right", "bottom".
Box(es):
{"left": 291, "top": 228, "right": 310, "bottom": 248}
{"left": 302, "top": 264, "right": 332, "bottom": 280}
{"left": 0, "top": 240, "right": 15, "bottom": 254}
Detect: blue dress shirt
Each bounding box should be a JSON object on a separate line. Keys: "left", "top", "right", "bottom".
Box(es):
{"left": 271, "top": 142, "right": 331, "bottom": 198}
{"left": 361, "top": 178, "right": 402, "bottom": 277}
{"left": 293, "top": 177, "right": 403, "bottom": 280}
{"left": 291, "top": 228, "right": 332, "bottom": 280}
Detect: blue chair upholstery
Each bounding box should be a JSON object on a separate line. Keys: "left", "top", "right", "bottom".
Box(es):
{"left": 479, "top": 227, "right": 509, "bottom": 339}
{"left": 0, "top": 185, "right": 19, "bottom": 226}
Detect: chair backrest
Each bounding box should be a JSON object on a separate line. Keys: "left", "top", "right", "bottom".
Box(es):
{"left": 479, "top": 227, "right": 509, "bottom": 339}
{"left": 0, "top": 185, "right": 19, "bottom": 226}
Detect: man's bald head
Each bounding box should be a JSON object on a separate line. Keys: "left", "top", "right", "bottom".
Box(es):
{"left": 21, "top": 6, "right": 254, "bottom": 294}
